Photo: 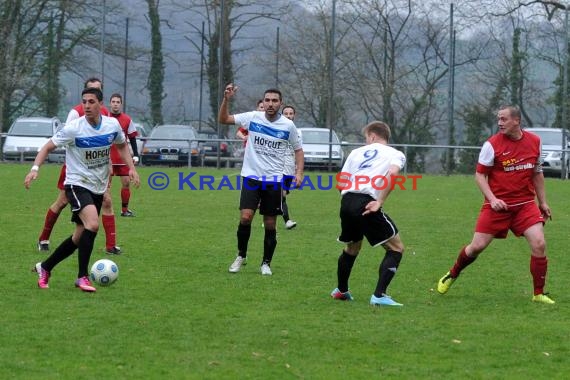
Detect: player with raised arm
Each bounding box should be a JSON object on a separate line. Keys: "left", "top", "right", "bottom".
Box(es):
{"left": 219, "top": 84, "right": 304, "bottom": 275}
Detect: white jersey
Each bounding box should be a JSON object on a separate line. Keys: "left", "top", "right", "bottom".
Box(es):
{"left": 340, "top": 142, "right": 406, "bottom": 199}
{"left": 283, "top": 143, "right": 296, "bottom": 176}
{"left": 51, "top": 115, "right": 125, "bottom": 194}
{"left": 234, "top": 111, "right": 302, "bottom": 181}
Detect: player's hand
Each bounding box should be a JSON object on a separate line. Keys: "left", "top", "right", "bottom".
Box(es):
{"left": 129, "top": 170, "right": 141, "bottom": 188}
{"left": 539, "top": 203, "right": 552, "bottom": 221}
{"left": 24, "top": 170, "right": 38, "bottom": 189}
{"left": 294, "top": 173, "right": 303, "bottom": 189}
{"left": 224, "top": 83, "right": 238, "bottom": 100}
{"left": 362, "top": 200, "right": 381, "bottom": 215}
{"left": 489, "top": 198, "right": 508, "bottom": 211}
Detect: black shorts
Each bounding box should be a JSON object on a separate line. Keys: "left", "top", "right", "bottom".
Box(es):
{"left": 65, "top": 185, "right": 104, "bottom": 225}
{"left": 338, "top": 192, "right": 399, "bottom": 247}
{"left": 239, "top": 177, "right": 283, "bottom": 216}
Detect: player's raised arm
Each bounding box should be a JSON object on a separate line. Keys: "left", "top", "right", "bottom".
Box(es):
{"left": 218, "top": 83, "right": 238, "bottom": 125}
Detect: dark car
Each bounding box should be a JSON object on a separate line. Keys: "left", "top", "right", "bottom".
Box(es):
{"left": 197, "top": 132, "right": 231, "bottom": 158}
{"left": 141, "top": 124, "right": 200, "bottom": 166}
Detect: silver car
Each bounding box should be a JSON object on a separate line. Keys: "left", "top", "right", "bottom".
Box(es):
{"left": 2, "top": 117, "right": 62, "bottom": 162}
{"left": 524, "top": 127, "right": 570, "bottom": 177}
{"left": 298, "top": 127, "right": 344, "bottom": 170}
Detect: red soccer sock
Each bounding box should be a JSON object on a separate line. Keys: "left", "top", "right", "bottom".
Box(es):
{"left": 450, "top": 246, "right": 477, "bottom": 278}
{"left": 121, "top": 188, "right": 130, "bottom": 212}
{"left": 530, "top": 255, "right": 548, "bottom": 295}
{"left": 102, "top": 214, "right": 117, "bottom": 249}
{"left": 39, "top": 208, "right": 61, "bottom": 241}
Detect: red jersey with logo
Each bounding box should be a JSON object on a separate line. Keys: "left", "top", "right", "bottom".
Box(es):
{"left": 109, "top": 112, "right": 137, "bottom": 165}
{"left": 476, "top": 131, "right": 541, "bottom": 205}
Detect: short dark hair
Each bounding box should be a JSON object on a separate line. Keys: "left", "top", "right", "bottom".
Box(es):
{"left": 363, "top": 121, "right": 391, "bottom": 141}
{"left": 110, "top": 93, "right": 123, "bottom": 103}
{"left": 84, "top": 77, "right": 103, "bottom": 90}
{"left": 82, "top": 87, "right": 103, "bottom": 102}
{"left": 282, "top": 105, "right": 296, "bottom": 114}
{"left": 264, "top": 88, "right": 282, "bottom": 101}
{"left": 256, "top": 99, "right": 263, "bottom": 107}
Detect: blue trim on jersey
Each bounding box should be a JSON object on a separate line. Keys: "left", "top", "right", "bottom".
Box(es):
{"left": 250, "top": 122, "right": 290, "bottom": 140}
{"left": 75, "top": 132, "right": 118, "bottom": 148}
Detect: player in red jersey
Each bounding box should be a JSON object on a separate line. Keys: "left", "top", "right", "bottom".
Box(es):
{"left": 36, "top": 77, "right": 121, "bottom": 255}
{"left": 109, "top": 93, "right": 139, "bottom": 217}
{"left": 437, "top": 105, "right": 555, "bottom": 304}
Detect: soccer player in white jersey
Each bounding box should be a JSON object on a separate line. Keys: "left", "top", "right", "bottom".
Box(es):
{"left": 25, "top": 87, "right": 140, "bottom": 292}
{"left": 281, "top": 105, "right": 298, "bottom": 230}
{"left": 331, "top": 121, "right": 406, "bottom": 306}
{"left": 219, "top": 84, "right": 304, "bottom": 275}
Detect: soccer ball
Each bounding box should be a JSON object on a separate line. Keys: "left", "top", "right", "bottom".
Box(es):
{"left": 90, "top": 259, "right": 119, "bottom": 286}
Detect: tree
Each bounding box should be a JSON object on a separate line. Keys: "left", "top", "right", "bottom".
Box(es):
{"left": 456, "top": 104, "right": 495, "bottom": 174}
{"left": 147, "top": 0, "right": 164, "bottom": 126}
{"left": 179, "top": 0, "right": 285, "bottom": 133}
{"left": 0, "top": 0, "right": 108, "bottom": 131}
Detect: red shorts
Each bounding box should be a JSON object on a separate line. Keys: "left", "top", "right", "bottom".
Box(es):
{"left": 112, "top": 165, "right": 130, "bottom": 176}
{"left": 475, "top": 201, "right": 544, "bottom": 238}
{"left": 57, "top": 165, "right": 66, "bottom": 190}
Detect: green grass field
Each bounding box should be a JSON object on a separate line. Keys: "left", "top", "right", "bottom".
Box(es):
{"left": 1, "top": 163, "right": 569, "bottom": 379}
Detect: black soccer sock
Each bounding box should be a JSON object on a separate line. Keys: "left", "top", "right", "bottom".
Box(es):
{"left": 237, "top": 223, "right": 251, "bottom": 258}
{"left": 282, "top": 197, "right": 290, "bottom": 222}
{"left": 77, "top": 229, "right": 97, "bottom": 278}
{"left": 337, "top": 250, "right": 357, "bottom": 293}
{"left": 42, "top": 236, "right": 78, "bottom": 272}
{"left": 374, "top": 250, "right": 403, "bottom": 297}
{"left": 262, "top": 229, "right": 277, "bottom": 265}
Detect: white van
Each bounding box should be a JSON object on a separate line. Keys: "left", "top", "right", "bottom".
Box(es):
{"left": 524, "top": 127, "right": 569, "bottom": 177}
{"left": 298, "top": 128, "right": 344, "bottom": 170}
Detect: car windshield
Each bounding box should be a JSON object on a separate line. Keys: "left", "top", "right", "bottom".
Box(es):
{"left": 150, "top": 126, "right": 195, "bottom": 140}
{"left": 302, "top": 130, "right": 339, "bottom": 144}
{"left": 10, "top": 121, "right": 53, "bottom": 137}
{"left": 532, "top": 131, "right": 563, "bottom": 146}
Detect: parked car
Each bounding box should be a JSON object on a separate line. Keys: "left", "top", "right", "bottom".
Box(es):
{"left": 141, "top": 124, "right": 200, "bottom": 166}
{"left": 133, "top": 123, "right": 148, "bottom": 157}
{"left": 298, "top": 127, "right": 344, "bottom": 170}
{"left": 524, "top": 127, "right": 570, "bottom": 177}
{"left": 197, "top": 131, "right": 231, "bottom": 157}
{"left": 2, "top": 117, "right": 63, "bottom": 162}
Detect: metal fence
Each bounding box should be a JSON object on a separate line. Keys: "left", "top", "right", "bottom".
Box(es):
{"left": 2, "top": 132, "right": 568, "bottom": 179}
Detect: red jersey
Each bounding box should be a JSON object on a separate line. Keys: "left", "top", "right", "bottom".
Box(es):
{"left": 238, "top": 126, "right": 248, "bottom": 147}
{"left": 110, "top": 112, "right": 137, "bottom": 165}
{"left": 476, "top": 130, "right": 541, "bottom": 205}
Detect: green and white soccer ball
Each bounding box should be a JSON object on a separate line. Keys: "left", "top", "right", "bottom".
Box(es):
{"left": 90, "top": 259, "right": 119, "bottom": 286}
